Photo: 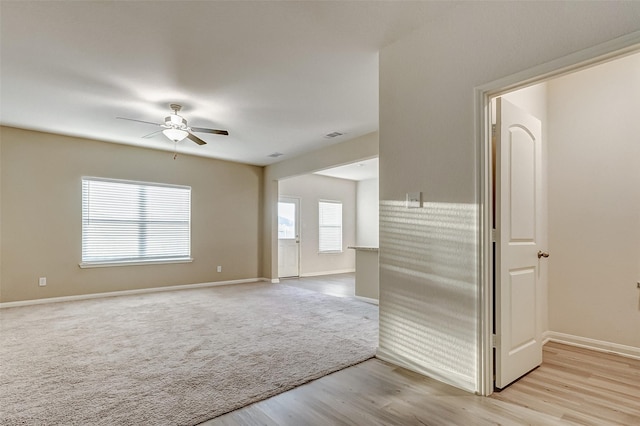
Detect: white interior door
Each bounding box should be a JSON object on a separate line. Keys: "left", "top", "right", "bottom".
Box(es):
{"left": 495, "top": 97, "right": 546, "bottom": 389}
{"left": 278, "top": 197, "right": 300, "bottom": 278}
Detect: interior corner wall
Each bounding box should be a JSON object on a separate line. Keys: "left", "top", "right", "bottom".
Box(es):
{"left": 378, "top": 2, "right": 640, "bottom": 392}
{"left": 279, "top": 174, "right": 356, "bottom": 276}
{"left": 547, "top": 53, "right": 640, "bottom": 348}
{"left": 356, "top": 178, "right": 379, "bottom": 247}
{"left": 0, "top": 126, "right": 263, "bottom": 303}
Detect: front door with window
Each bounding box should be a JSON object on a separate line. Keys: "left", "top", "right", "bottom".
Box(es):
{"left": 278, "top": 197, "right": 300, "bottom": 278}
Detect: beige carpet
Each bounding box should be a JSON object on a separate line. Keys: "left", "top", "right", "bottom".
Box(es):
{"left": 0, "top": 282, "right": 378, "bottom": 425}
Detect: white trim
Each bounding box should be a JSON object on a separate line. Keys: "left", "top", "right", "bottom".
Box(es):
{"left": 475, "top": 83, "right": 493, "bottom": 397}
{"left": 376, "top": 349, "right": 476, "bottom": 394}
{"left": 477, "top": 32, "right": 640, "bottom": 98}
{"left": 0, "top": 278, "right": 265, "bottom": 309}
{"left": 545, "top": 331, "right": 640, "bottom": 361}
{"left": 263, "top": 277, "right": 281, "bottom": 284}
{"left": 299, "top": 269, "right": 355, "bottom": 277}
{"left": 82, "top": 175, "right": 191, "bottom": 190}
{"left": 354, "top": 295, "right": 379, "bottom": 305}
{"left": 477, "top": 31, "right": 640, "bottom": 397}
{"left": 79, "top": 258, "right": 193, "bottom": 268}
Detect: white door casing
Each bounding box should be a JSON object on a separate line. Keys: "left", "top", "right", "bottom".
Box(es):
{"left": 495, "top": 97, "right": 545, "bottom": 389}
{"left": 278, "top": 197, "right": 300, "bottom": 278}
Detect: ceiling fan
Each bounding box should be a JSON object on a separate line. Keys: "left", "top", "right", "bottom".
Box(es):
{"left": 117, "top": 103, "right": 228, "bottom": 145}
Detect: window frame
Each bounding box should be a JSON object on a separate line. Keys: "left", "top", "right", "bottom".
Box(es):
{"left": 318, "top": 200, "right": 343, "bottom": 254}
{"left": 79, "top": 176, "right": 193, "bottom": 268}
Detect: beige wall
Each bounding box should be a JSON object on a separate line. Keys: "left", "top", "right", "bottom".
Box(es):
{"left": 279, "top": 174, "right": 356, "bottom": 276}
{"left": 547, "top": 53, "right": 640, "bottom": 348}
{"left": 263, "top": 131, "right": 378, "bottom": 279}
{"left": 0, "top": 127, "right": 263, "bottom": 303}
{"left": 356, "top": 178, "right": 379, "bottom": 247}
{"left": 379, "top": 2, "right": 640, "bottom": 392}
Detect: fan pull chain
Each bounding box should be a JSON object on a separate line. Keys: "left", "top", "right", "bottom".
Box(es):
{"left": 173, "top": 142, "right": 178, "bottom": 160}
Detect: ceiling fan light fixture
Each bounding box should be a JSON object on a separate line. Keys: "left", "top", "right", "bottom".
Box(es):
{"left": 162, "top": 128, "right": 188, "bottom": 142}
{"left": 117, "top": 103, "right": 226, "bottom": 147}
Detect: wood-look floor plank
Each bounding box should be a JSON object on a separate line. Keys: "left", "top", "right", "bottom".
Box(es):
{"left": 492, "top": 342, "right": 640, "bottom": 425}
{"left": 203, "top": 343, "right": 640, "bottom": 425}
{"left": 202, "top": 276, "right": 638, "bottom": 425}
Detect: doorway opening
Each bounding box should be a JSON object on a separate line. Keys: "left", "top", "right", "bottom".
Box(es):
{"left": 276, "top": 158, "right": 379, "bottom": 283}
{"left": 479, "top": 37, "right": 640, "bottom": 396}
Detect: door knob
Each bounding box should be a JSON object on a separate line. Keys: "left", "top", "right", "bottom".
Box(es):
{"left": 537, "top": 250, "right": 549, "bottom": 259}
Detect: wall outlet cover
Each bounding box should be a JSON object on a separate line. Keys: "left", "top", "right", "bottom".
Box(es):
{"left": 406, "top": 192, "right": 422, "bottom": 209}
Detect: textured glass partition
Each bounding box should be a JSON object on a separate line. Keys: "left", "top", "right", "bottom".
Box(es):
{"left": 377, "top": 200, "right": 478, "bottom": 392}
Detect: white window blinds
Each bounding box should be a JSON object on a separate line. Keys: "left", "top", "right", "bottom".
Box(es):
{"left": 81, "top": 177, "right": 191, "bottom": 266}
{"left": 318, "top": 201, "right": 342, "bottom": 253}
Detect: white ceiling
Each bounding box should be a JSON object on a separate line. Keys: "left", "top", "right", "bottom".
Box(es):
{"left": 0, "top": 1, "right": 458, "bottom": 166}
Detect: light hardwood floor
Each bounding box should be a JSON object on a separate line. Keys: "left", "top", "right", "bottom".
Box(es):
{"left": 203, "top": 275, "right": 640, "bottom": 425}
{"left": 204, "top": 343, "right": 639, "bottom": 425}
{"left": 492, "top": 341, "right": 640, "bottom": 425}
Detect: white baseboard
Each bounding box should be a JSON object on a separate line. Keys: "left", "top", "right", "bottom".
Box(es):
{"left": 544, "top": 331, "right": 640, "bottom": 360}
{"left": 299, "top": 269, "right": 355, "bottom": 277}
{"left": 355, "top": 295, "right": 379, "bottom": 305}
{"left": 0, "top": 278, "right": 265, "bottom": 309}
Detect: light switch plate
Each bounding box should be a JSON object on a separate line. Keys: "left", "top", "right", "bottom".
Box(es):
{"left": 406, "top": 192, "right": 422, "bottom": 209}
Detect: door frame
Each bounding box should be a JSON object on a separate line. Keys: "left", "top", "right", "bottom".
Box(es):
{"left": 278, "top": 196, "right": 301, "bottom": 278}
{"left": 476, "top": 32, "right": 640, "bottom": 396}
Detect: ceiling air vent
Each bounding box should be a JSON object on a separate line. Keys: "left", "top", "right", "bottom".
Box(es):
{"left": 268, "top": 152, "right": 284, "bottom": 158}
{"left": 324, "top": 132, "right": 344, "bottom": 139}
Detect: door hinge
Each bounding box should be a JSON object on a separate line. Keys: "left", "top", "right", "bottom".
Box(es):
{"left": 491, "top": 334, "right": 499, "bottom": 348}
{"left": 491, "top": 229, "right": 496, "bottom": 242}
{"left": 492, "top": 124, "right": 497, "bottom": 137}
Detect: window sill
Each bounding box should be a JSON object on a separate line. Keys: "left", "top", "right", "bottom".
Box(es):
{"left": 318, "top": 251, "right": 343, "bottom": 255}
{"left": 79, "top": 258, "right": 193, "bottom": 269}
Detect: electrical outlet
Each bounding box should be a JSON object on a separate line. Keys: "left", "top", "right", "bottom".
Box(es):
{"left": 39, "top": 277, "right": 47, "bottom": 287}
{"left": 217, "top": 266, "right": 222, "bottom": 273}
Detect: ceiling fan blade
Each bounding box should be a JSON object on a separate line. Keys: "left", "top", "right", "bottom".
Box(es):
{"left": 142, "top": 129, "right": 163, "bottom": 139}
{"left": 116, "top": 117, "right": 162, "bottom": 127}
{"left": 190, "top": 126, "right": 229, "bottom": 136}
{"left": 187, "top": 132, "right": 207, "bottom": 145}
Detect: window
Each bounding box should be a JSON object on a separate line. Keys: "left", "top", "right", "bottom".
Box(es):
{"left": 81, "top": 177, "right": 191, "bottom": 267}
{"left": 318, "top": 201, "right": 342, "bottom": 253}
{"left": 278, "top": 201, "right": 296, "bottom": 239}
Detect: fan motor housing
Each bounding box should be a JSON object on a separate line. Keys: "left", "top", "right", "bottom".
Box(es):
{"left": 165, "top": 115, "right": 187, "bottom": 128}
